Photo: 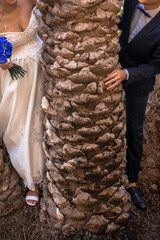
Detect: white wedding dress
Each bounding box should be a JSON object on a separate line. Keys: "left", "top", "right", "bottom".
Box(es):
{"left": 0, "top": 9, "right": 44, "bottom": 190}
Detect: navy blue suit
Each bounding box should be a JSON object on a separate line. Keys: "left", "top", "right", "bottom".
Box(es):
{"left": 119, "top": 0, "right": 160, "bottom": 96}
{"left": 119, "top": 0, "right": 160, "bottom": 182}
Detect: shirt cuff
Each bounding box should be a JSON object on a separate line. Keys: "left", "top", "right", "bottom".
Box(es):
{"left": 125, "top": 69, "right": 129, "bottom": 80}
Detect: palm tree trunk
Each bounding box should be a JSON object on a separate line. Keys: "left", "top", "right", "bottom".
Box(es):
{"left": 38, "top": 0, "right": 131, "bottom": 234}
{"left": 0, "top": 140, "right": 23, "bottom": 217}
{"left": 138, "top": 76, "right": 160, "bottom": 193}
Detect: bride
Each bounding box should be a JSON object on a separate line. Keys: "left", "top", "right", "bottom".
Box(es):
{"left": 0, "top": 0, "right": 44, "bottom": 206}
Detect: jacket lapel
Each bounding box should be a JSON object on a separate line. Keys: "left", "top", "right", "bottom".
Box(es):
{"left": 127, "top": 10, "right": 160, "bottom": 46}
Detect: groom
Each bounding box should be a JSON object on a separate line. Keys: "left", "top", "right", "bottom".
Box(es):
{"left": 104, "top": 0, "right": 160, "bottom": 209}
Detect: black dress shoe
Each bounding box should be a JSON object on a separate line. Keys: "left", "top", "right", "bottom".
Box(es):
{"left": 126, "top": 187, "right": 146, "bottom": 210}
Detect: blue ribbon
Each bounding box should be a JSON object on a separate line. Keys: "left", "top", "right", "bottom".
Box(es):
{"left": 135, "top": 5, "right": 151, "bottom": 18}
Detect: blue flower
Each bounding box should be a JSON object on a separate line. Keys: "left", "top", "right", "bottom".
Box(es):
{"left": 6, "top": 42, "right": 13, "bottom": 49}
{"left": 0, "top": 37, "right": 8, "bottom": 44}
{"left": 0, "top": 46, "right": 4, "bottom": 54}
{"left": 0, "top": 54, "right": 7, "bottom": 64}
{"left": 5, "top": 48, "right": 12, "bottom": 58}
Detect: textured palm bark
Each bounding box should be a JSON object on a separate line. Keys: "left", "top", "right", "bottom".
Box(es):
{"left": 0, "top": 140, "right": 23, "bottom": 217}
{"left": 38, "top": 0, "right": 131, "bottom": 234}
{"left": 138, "top": 76, "right": 160, "bottom": 193}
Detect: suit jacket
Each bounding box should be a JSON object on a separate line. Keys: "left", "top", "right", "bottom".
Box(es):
{"left": 119, "top": 0, "right": 160, "bottom": 96}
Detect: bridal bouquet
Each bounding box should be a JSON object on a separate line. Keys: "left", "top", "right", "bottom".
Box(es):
{"left": 0, "top": 36, "right": 27, "bottom": 80}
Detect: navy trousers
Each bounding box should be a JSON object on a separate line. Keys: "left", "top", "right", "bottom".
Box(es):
{"left": 125, "top": 93, "right": 149, "bottom": 183}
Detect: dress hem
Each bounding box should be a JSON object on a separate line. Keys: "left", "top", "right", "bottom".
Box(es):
{"left": 24, "top": 175, "right": 43, "bottom": 191}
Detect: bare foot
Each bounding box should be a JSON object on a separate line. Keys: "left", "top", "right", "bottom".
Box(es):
{"left": 26, "top": 184, "right": 39, "bottom": 206}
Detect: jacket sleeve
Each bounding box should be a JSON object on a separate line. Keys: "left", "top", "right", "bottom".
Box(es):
{"left": 126, "top": 43, "right": 160, "bottom": 84}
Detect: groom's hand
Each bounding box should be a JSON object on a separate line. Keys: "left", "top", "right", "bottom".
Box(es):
{"left": 104, "top": 69, "right": 127, "bottom": 91}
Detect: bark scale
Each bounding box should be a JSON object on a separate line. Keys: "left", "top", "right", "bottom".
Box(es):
{"left": 0, "top": 140, "right": 23, "bottom": 217}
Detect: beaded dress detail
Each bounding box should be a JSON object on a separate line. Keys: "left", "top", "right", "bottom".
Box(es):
{"left": 0, "top": 9, "right": 44, "bottom": 190}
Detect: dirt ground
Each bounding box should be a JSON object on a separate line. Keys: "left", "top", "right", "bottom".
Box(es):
{"left": 0, "top": 189, "right": 160, "bottom": 240}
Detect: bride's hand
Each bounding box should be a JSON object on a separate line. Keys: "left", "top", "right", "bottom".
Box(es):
{"left": 0, "top": 62, "right": 13, "bottom": 70}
